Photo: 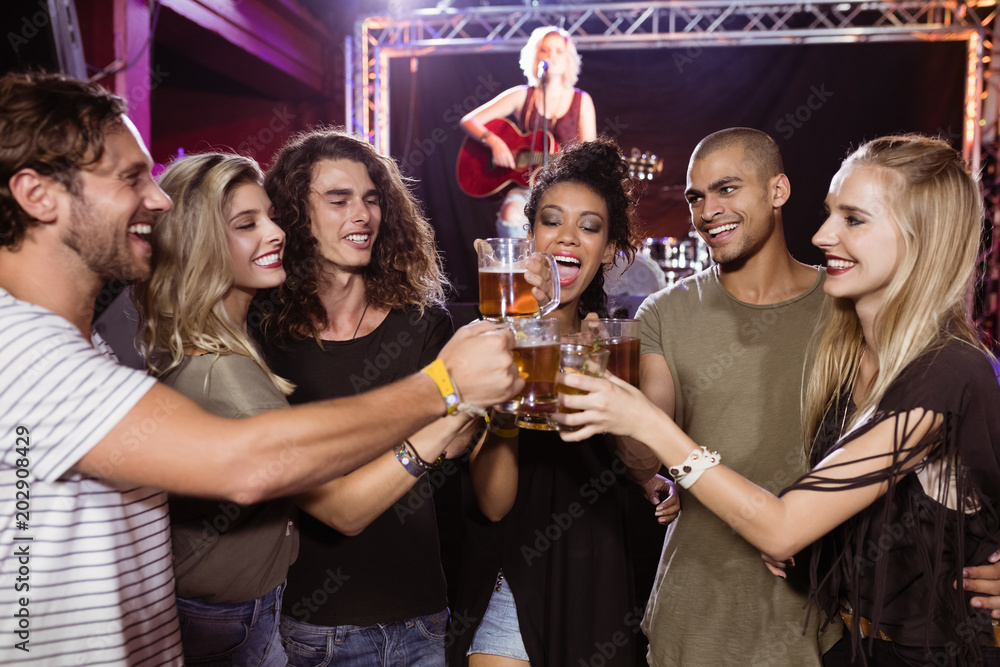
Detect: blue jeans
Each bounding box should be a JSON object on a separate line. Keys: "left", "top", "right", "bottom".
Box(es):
{"left": 280, "top": 609, "right": 447, "bottom": 667}
{"left": 176, "top": 581, "right": 287, "bottom": 666}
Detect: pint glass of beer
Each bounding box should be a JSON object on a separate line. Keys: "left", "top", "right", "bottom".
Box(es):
{"left": 499, "top": 318, "right": 561, "bottom": 428}
{"left": 581, "top": 318, "right": 641, "bottom": 386}
{"left": 477, "top": 238, "right": 561, "bottom": 319}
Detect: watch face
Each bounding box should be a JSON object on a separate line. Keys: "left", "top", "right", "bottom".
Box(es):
{"left": 446, "top": 394, "right": 460, "bottom": 408}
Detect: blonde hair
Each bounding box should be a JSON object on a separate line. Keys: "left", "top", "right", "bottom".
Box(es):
{"left": 803, "top": 134, "right": 985, "bottom": 450}
{"left": 520, "top": 26, "right": 581, "bottom": 87}
{"left": 134, "top": 152, "right": 293, "bottom": 395}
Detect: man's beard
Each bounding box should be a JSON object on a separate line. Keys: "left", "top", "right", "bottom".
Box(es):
{"left": 62, "top": 194, "right": 149, "bottom": 283}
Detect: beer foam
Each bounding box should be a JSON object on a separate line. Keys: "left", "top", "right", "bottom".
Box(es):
{"left": 479, "top": 265, "right": 527, "bottom": 273}
{"left": 514, "top": 340, "right": 560, "bottom": 348}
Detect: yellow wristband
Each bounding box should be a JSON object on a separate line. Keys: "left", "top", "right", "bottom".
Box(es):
{"left": 422, "top": 359, "right": 460, "bottom": 415}
{"left": 484, "top": 413, "right": 520, "bottom": 439}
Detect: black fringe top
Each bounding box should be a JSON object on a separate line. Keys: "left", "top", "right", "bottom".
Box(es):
{"left": 781, "top": 339, "right": 1000, "bottom": 666}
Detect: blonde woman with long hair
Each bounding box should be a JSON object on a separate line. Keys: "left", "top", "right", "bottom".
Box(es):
{"left": 134, "top": 152, "right": 294, "bottom": 665}
{"left": 557, "top": 135, "right": 1000, "bottom": 666}
{"left": 460, "top": 26, "right": 596, "bottom": 237}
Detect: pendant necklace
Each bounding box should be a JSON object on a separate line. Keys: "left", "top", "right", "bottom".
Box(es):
{"left": 351, "top": 302, "right": 370, "bottom": 340}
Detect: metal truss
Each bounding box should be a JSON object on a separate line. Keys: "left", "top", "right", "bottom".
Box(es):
{"left": 349, "top": 1, "right": 1000, "bottom": 338}
{"left": 359, "top": 1, "right": 985, "bottom": 54}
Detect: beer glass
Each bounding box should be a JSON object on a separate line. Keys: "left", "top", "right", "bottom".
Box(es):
{"left": 477, "top": 238, "right": 561, "bottom": 319}
{"left": 554, "top": 343, "right": 610, "bottom": 432}
{"left": 500, "top": 318, "right": 561, "bottom": 428}
{"left": 581, "top": 318, "right": 641, "bottom": 386}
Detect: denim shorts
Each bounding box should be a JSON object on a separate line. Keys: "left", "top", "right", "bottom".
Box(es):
{"left": 468, "top": 572, "right": 530, "bottom": 661}
{"left": 176, "top": 580, "right": 287, "bottom": 666}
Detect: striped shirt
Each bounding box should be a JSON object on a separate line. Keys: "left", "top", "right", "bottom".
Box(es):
{"left": 0, "top": 289, "right": 183, "bottom": 665}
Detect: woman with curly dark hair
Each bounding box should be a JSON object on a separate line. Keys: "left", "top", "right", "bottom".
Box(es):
{"left": 452, "top": 138, "right": 655, "bottom": 667}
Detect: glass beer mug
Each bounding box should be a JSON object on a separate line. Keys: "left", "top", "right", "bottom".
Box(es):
{"left": 501, "top": 317, "right": 562, "bottom": 429}
{"left": 476, "top": 238, "right": 561, "bottom": 320}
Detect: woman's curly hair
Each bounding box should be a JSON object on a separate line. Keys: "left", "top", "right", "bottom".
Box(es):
{"left": 261, "top": 128, "right": 448, "bottom": 343}
{"left": 524, "top": 138, "right": 642, "bottom": 317}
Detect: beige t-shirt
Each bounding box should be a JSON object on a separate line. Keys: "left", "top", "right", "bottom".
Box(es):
{"left": 637, "top": 267, "right": 838, "bottom": 667}
{"left": 163, "top": 353, "right": 297, "bottom": 604}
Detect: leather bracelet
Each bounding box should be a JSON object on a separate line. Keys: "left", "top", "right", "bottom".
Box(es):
{"left": 668, "top": 446, "right": 721, "bottom": 489}
{"left": 394, "top": 442, "right": 425, "bottom": 478}
{"left": 422, "top": 359, "right": 460, "bottom": 415}
{"left": 403, "top": 439, "right": 445, "bottom": 472}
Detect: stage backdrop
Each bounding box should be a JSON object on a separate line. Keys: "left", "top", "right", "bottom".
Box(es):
{"left": 387, "top": 41, "right": 965, "bottom": 304}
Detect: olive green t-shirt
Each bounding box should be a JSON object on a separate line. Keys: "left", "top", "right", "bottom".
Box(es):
{"left": 637, "top": 267, "right": 836, "bottom": 667}
{"left": 162, "top": 353, "right": 298, "bottom": 604}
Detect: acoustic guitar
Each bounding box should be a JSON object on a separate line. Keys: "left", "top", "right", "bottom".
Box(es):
{"left": 456, "top": 118, "right": 664, "bottom": 198}
{"left": 456, "top": 118, "right": 557, "bottom": 198}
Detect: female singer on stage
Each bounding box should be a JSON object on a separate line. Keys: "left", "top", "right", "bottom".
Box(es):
{"left": 134, "top": 153, "right": 295, "bottom": 666}
{"left": 559, "top": 135, "right": 1000, "bottom": 666}
{"left": 461, "top": 25, "right": 596, "bottom": 237}
{"left": 452, "top": 139, "right": 657, "bottom": 667}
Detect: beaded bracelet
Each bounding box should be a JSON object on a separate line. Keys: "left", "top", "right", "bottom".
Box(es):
{"left": 668, "top": 446, "right": 721, "bottom": 489}
{"left": 394, "top": 442, "right": 424, "bottom": 478}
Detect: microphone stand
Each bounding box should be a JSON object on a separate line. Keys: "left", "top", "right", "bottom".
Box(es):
{"left": 540, "top": 68, "right": 549, "bottom": 169}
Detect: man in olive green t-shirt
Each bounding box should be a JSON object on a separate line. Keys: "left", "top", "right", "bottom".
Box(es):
{"left": 629, "top": 128, "right": 832, "bottom": 666}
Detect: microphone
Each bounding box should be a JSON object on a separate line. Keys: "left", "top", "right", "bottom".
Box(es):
{"left": 537, "top": 60, "right": 548, "bottom": 83}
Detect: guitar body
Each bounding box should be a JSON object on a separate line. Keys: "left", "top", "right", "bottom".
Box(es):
{"left": 456, "top": 118, "right": 559, "bottom": 198}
